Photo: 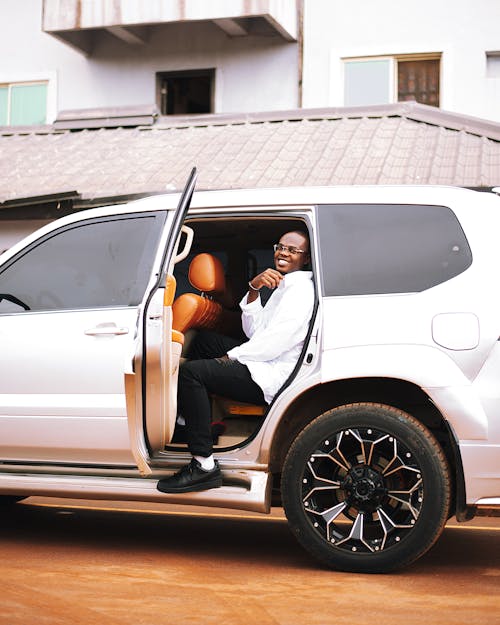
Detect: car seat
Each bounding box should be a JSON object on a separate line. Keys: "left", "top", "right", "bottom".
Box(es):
{"left": 172, "top": 253, "right": 226, "bottom": 334}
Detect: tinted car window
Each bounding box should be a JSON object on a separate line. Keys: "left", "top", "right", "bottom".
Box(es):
{"left": 0, "top": 213, "right": 164, "bottom": 313}
{"left": 317, "top": 204, "right": 472, "bottom": 296}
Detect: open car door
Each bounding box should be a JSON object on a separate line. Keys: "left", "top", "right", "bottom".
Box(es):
{"left": 125, "top": 168, "right": 196, "bottom": 475}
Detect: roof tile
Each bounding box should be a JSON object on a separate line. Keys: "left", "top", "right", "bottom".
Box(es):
{"left": 1, "top": 103, "right": 500, "bottom": 205}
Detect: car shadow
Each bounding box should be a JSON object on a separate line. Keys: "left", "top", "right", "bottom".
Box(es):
{"left": 2, "top": 501, "right": 499, "bottom": 574}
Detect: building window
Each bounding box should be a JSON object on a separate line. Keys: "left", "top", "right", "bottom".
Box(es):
{"left": 398, "top": 59, "right": 440, "bottom": 106}
{"left": 157, "top": 70, "right": 214, "bottom": 115}
{"left": 486, "top": 52, "right": 500, "bottom": 78}
{"left": 0, "top": 81, "right": 48, "bottom": 126}
{"left": 344, "top": 59, "right": 392, "bottom": 106}
{"left": 344, "top": 55, "right": 440, "bottom": 107}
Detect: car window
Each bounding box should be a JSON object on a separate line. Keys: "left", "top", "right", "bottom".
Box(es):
{"left": 0, "top": 213, "right": 165, "bottom": 313}
{"left": 317, "top": 203, "right": 472, "bottom": 296}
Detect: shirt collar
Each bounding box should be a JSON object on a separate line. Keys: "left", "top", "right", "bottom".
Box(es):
{"left": 279, "top": 270, "right": 313, "bottom": 288}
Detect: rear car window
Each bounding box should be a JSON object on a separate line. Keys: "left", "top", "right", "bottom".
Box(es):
{"left": 316, "top": 203, "right": 472, "bottom": 296}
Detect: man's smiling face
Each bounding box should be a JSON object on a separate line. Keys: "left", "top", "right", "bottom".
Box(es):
{"left": 274, "top": 231, "right": 310, "bottom": 275}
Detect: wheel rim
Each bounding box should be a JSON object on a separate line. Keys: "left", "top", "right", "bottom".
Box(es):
{"left": 301, "top": 427, "right": 424, "bottom": 553}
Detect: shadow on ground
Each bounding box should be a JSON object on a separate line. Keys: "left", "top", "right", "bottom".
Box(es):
{"left": 1, "top": 500, "right": 499, "bottom": 573}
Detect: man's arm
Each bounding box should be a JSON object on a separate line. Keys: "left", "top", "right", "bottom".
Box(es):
{"left": 228, "top": 280, "right": 314, "bottom": 362}
{"left": 246, "top": 268, "right": 283, "bottom": 303}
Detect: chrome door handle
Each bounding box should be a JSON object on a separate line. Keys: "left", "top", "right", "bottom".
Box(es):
{"left": 84, "top": 324, "right": 129, "bottom": 336}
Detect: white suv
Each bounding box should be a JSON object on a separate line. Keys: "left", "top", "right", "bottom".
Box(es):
{"left": 0, "top": 170, "right": 499, "bottom": 572}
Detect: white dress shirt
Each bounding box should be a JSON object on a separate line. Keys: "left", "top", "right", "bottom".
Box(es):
{"left": 227, "top": 270, "right": 314, "bottom": 403}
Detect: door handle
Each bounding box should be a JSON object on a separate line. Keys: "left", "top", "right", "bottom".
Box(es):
{"left": 84, "top": 323, "right": 129, "bottom": 336}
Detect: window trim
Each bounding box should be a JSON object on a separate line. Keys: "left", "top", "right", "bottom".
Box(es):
{"left": 486, "top": 51, "right": 500, "bottom": 79}
{"left": 0, "top": 71, "right": 57, "bottom": 125}
{"left": 315, "top": 202, "right": 472, "bottom": 297}
{"left": 156, "top": 68, "right": 215, "bottom": 116}
{"left": 0, "top": 211, "right": 167, "bottom": 314}
{"left": 342, "top": 53, "right": 441, "bottom": 107}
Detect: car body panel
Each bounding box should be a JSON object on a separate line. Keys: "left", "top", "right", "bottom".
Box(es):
{"left": 0, "top": 182, "right": 498, "bottom": 518}
{"left": 0, "top": 307, "right": 137, "bottom": 464}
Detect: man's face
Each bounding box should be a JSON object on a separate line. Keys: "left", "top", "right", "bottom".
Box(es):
{"left": 274, "top": 231, "right": 310, "bottom": 274}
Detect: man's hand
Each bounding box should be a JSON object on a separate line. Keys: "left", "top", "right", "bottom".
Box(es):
{"left": 249, "top": 268, "right": 283, "bottom": 291}
{"left": 247, "top": 268, "right": 283, "bottom": 303}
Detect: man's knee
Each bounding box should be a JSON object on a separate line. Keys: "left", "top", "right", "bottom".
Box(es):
{"left": 179, "top": 359, "right": 210, "bottom": 386}
{"left": 187, "top": 330, "right": 221, "bottom": 360}
{"left": 179, "top": 359, "right": 196, "bottom": 382}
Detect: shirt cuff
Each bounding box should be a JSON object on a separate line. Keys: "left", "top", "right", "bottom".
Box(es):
{"left": 240, "top": 293, "right": 262, "bottom": 311}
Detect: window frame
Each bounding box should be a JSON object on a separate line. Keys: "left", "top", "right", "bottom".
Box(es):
{"left": 315, "top": 202, "right": 472, "bottom": 297}
{"left": 486, "top": 51, "right": 500, "bottom": 79}
{"left": 156, "top": 68, "right": 215, "bottom": 116}
{"left": 0, "top": 211, "right": 167, "bottom": 314}
{"left": 342, "top": 53, "right": 441, "bottom": 107}
{"left": 0, "top": 71, "right": 56, "bottom": 125}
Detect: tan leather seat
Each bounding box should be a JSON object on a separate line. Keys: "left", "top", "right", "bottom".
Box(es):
{"left": 172, "top": 253, "right": 225, "bottom": 334}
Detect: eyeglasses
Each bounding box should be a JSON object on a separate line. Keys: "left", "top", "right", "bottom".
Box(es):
{"left": 273, "top": 243, "right": 306, "bottom": 256}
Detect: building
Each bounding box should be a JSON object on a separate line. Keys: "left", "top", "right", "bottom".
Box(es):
{"left": 1, "top": 0, "right": 499, "bottom": 125}
{"left": 0, "top": 0, "right": 499, "bottom": 250}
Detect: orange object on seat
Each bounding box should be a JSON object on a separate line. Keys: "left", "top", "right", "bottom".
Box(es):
{"left": 172, "top": 253, "right": 226, "bottom": 334}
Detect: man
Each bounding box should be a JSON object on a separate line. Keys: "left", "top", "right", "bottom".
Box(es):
{"left": 157, "top": 230, "right": 314, "bottom": 493}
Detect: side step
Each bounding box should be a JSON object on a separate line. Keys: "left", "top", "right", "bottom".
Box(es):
{"left": 0, "top": 469, "right": 272, "bottom": 514}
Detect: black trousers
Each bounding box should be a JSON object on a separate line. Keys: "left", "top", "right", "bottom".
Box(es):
{"left": 178, "top": 331, "right": 265, "bottom": 457}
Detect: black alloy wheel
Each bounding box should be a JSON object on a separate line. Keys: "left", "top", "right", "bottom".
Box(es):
{"left": 281, "top": 403, "right": 451, "bottom": 573}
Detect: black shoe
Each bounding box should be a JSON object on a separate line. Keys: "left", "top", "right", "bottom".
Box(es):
{"left": 157, "top": 459, "right": 222, "bottom": 494}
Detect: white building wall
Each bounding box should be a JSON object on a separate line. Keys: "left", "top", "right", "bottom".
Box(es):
{"left": 302, "top": 0, "right": 500, "bottom": 123}
{"left": 1, "top": 0, "right": 499, "bottom": 123}
{"left": 0, "top": 0, "right": 299, "bottom": 120}
{"left": 80, "top": 21, "right": 298, "bottom": 114}
{"left": 0, "top": 221, "right": 50, "bottom": 254}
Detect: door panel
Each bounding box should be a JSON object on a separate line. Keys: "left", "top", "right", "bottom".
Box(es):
{"left": 142, "top": 277, "right": 183, "bottom": 453}
{"left": 0, "top": 308, "right": 138, "bottom": 464}
{"left": 128, "top": 168, "right": 196, "bottom": 463}
{"left": 0, "top": 212, "right": 166, "bottom": 466}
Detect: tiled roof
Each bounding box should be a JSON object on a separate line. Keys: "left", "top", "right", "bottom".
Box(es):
{"left": 1, "top": 102, "right": 499, "bottom": 206}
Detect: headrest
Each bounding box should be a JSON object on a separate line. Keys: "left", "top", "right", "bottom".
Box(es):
{"left": 188, "top": 253, "right": 225, "bottom": 293}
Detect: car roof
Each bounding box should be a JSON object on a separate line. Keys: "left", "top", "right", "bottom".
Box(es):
{"left": 3, "top": 185, "right": 499, "bottom": 263}
{"left": 99, "top": 184, "right": 498, "bottom": 214}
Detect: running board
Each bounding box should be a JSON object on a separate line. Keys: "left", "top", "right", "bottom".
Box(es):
{"left": 475, "top": 497, "right": 500, "bottom": 517}
{"left": 0, "top": 469, "right": 272, "bottom": 514}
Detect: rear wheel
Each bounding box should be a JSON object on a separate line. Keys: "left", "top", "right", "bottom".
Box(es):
{"left": 282, "top": 403, "right": 451, "bottom": 573}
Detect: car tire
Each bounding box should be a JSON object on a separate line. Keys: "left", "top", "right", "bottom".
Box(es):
{"left": 281, "top": 403, "right": 451, "bottom": 573}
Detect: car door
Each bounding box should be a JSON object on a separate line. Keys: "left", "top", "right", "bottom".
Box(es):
{"left": 125, "top": 168, "right": 197, "bottom": 475}
{"left": 0, "top": 209, "right": 168, "bottom": 466}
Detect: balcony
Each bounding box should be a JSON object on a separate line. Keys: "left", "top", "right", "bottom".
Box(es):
{"left": 42, "top": 0, "right": 298, "bottom": 54}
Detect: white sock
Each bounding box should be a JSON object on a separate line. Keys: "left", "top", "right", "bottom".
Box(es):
{"left": 194, "top": 455, "right": 215, "bottom": 471}
{"left": 177, "top": 415, "right": 186, "bottom": 426}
